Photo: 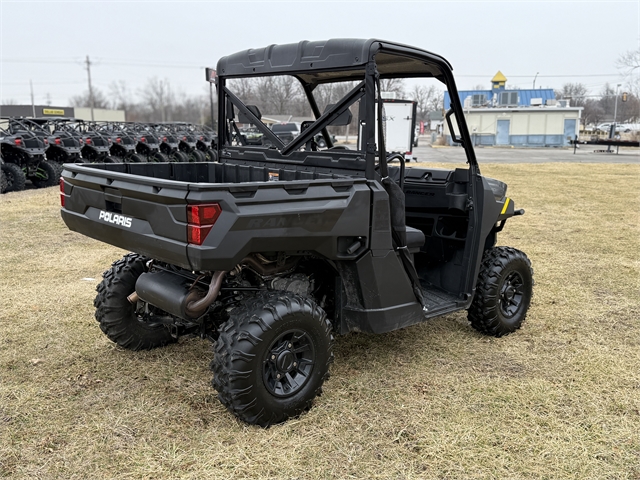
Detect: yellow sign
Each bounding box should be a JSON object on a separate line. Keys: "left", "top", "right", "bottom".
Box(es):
{"left": 43, "top": 108, "right": 65, "bottom": 115}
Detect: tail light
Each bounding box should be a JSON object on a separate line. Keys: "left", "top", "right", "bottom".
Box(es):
{"left": 14, "top": 138, "right": 22, "bottom": 146}
{"left": 140, "top": 136, "right": 146, "bottom": 142}
{"left": 108, "top": 138, "right": 112, "bottom": 143}
{"left": 116, "top": 137, "right": 121, "bottom": 143}
{"left": 79, "top": 138, "right": 84, "bottom": 145}
{"left": 85, "top": 137, "right": 92, "bottom": 144}
{"left": 55, "top": 138, "right": 61, "bottom": 145}
{"left": 59, "top": 178, "right": 65, "bottom": 207}
{"left": 187, "top": 203, "right": 222, "bottom": 245}
{"left": 199, "top": 136, "right": 204, "bottom": 140}
{"left": 183, "top": 136, "right": 187, "bottom": 141}
{"left": 44, "top": 138, "right": 49, "bottom": 145}
{"left": 162, "top": 136, "right": 167, "bottom": 142}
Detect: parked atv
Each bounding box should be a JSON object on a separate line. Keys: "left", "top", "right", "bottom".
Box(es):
{"left": 172, "top": 123, "right": 206, "bottom": 162}
{"left": 61, "top": 39, "right": 533, "bottom": 427}
{"left": 152, "top": 124, "right": 188, "bottom": 162}
{"left": 94, "top": 122, "right": 143, "bottom": 163}
{"left": 126, "top": 123, "right": 169, "bottom": 162}
{"left": 1, "top": 119, "right": 55, "bottom": 190}
{"left": 21, "top": 118, "right": 83, "bottom": 174}
{"left": 73, "top": 121, "right": 114, "bottom": 162}
{"left": 194, "top": 125, "right": 218, "bottom": 161}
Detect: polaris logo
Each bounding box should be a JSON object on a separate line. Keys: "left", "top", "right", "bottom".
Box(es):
{"left": 99, "top": 210, "right": 132, "bottom": 228}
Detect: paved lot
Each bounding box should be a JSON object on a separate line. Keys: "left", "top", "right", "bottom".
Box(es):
{"left": 411, "top": 143, "right": 639, "bottom": 164}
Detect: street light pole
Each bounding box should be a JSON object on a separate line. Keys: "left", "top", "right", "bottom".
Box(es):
{"left": 612, "top": 83, "right": 622, "bottom": 135}
{"left": 533, "top": 72, "right": 539, "bottom": 90}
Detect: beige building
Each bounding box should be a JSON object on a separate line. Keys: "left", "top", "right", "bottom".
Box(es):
{"left": 73, "top": 107, "right": 126, "bottom": 122}
{"left": 446, "top": 106, "right": 583, "bottom": 147}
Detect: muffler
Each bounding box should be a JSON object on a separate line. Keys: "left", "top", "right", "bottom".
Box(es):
{"left": 134, "top": 270, "right": 225, "bottom": 320}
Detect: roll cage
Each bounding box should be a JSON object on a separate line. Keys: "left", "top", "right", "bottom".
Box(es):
{"left": 215, "top": 38, "right": 479, "bottom": 179}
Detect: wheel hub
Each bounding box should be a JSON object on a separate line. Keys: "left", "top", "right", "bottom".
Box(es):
{"left": 276, "top": 351, "right": 295, "bottom": 373}
{"left": 263, "top": 329, "right": 315, "bottom": 398}
{"left": 499, "top": 271, "right": 525, "bottom": 318}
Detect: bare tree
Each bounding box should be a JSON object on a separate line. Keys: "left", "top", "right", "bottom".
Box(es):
{"left": 139, "top": 77, "right": 174, "bottom": 122}
{"left": 380, "top": 78, "right": 406, "bottom": 97}
{"left": 109, "top": 81, "right": 134, "bottom": 112}
{"left": 410, "top": 85, "right": 442, "bottom": 121}
{"left": 69, "top": 88, "right": 109, "bottom": 109}
{"left": 616, "top": 47, "right": 640, "bottom": 96}
{"left": 554, "top": 83, "right": 588, "bottom": 108}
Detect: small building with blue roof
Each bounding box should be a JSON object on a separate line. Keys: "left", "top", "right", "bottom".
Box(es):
{"left": 444, "top": 72, "right": 582, "bottom": 147}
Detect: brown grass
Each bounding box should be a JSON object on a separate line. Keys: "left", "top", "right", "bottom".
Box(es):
{"left": 1, "top": 163, "right": 639, "bottom": 479}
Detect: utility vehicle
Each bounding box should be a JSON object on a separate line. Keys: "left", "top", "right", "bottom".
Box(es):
{"left": 60, "top": 39, "right": 533, "bottom": 427}
{"left": 152, "top": 124, "right": 188, "bottom": 162}
{"left": 0, "top": 119, "right": 55, "bottom": 191}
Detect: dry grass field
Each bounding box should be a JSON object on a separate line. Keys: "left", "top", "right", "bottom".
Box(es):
{"left": 1, "top": 163, "right": 639, "bottom": 479}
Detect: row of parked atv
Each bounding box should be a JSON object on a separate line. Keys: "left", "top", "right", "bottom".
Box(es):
{"left": 0, "top": 117, "right": 218, "bottom": 193}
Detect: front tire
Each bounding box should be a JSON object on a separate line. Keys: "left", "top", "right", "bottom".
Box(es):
{"left": 94, "top": 253, "right": 176, "bottom": 350}
{"left": 468, "top": 246, "right": 533, "bottom": 337}
{"left": 212, "top": 292, "right": 334, "bottom": 427}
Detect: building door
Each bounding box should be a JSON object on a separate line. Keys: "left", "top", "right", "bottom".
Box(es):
{"left": 564, "top": 119, "right": 577, "bottom": 146}
{"left": 496, "top": 119, "right": 510, "bottom": 145}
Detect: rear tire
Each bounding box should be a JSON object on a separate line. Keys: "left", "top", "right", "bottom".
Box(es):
{"left": 129, "top": 153, "right": 145, "bottom": 163}
{"left": 30, "top": 160, "right": 59, "bottom": 188}
{"left": 212, "top": 292, "right": 333, "bottom": 427}
{"left": 103, "top": 156, "right": 121, "bottom": 163}
{"left": 205, "top": 148, "right": 217, "bottom": 162}
{"left": 1, "top": 162, "right": 26, "bottom": 192}
{"left": 172, "top": 151, "right": 189, "bottom": 162}
{"left": 468, "top": 246, "right": 533, "bottom": 337}
{"left": 190, "top": 150, "right": 205, "bottom": 162}
{"left": 94, "top": 253, "right": 177, "bottom": 351}
{"left": 152, "top": 152, "right": 170, "bottom": 163}
{"left": 0, "top": 167, "right": 7, "bottom": 193}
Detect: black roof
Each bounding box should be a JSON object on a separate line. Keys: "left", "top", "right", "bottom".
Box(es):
{"left": 216, "top": 38, "right": 453, "bottom": 85}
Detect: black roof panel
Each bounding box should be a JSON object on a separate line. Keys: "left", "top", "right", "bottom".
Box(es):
{"left": 217, "top": 38, "right": 452, "bottom": 85}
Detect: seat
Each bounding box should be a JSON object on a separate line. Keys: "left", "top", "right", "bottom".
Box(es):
{"left": 405, "top": 226, "right": 426, "bottom": 253}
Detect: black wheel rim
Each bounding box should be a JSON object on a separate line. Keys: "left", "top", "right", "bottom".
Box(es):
{"left": 499, "top": 271, "right": 525, "bottom": 318}
{"left": 263, "top": 329, "right": 315, "bottom": 398}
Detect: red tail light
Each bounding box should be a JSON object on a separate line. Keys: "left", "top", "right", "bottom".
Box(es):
{"left": 59, "top": 178, "right": 65, "bottom": 207}
{"left": 183, "top": 136, "right": 187, "bottom": 141}
{"left": 44, "top": 138, "right": 49, "bottom": 145}
{"left": 187, "top": 203, "right": 222, "bottom": 245}
{"left": 163, "top": 136, "right": 167, "bottom": 142}
{"left": 108, "top": 138, "right": 112, "bottom": 143}
{"left": 14, "top": 138, "right": 22, "bottom": 146}
{"left": 85, "top": 137, "right": 92, "bottom": 144}
{"left": 199, "top": 136, "right": 204, "bottom": 140}
{"left": 140, "top": 136, "right": 146, "bottom": 142}
{"left": 55, "top": 137, "right": 61, "bottom": 145}
{"left": 79, "top": 138, "right": 84, "bottom": 144}
{"left": 116, "top": 137, "right": 121, "bottom": 143}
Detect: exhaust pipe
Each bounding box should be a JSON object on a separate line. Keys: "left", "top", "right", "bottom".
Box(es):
{"left": 134, "top": 270, "right": 225, "bottom": 320}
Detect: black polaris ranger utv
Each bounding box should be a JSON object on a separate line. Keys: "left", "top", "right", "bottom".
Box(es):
{"left": 60, "top": 39, "right": 533, "bottom": 427}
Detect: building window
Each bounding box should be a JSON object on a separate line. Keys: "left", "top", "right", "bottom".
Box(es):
{"left": 472, "top": 94, "right": 487, "bottom": 107}
{"left": 499, "top": 91, "right": 519, "bottom": 106}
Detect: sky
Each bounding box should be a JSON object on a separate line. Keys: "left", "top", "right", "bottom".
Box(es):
{"left": 0, "top": 0, "right": 638, "bottom": 106}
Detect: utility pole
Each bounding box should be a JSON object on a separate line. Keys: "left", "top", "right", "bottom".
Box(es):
{"left": 29, "top": 80, "right": 35, "bottom": 117}
{"left": 209, "top": 82, "right": 215, "bottom": 129}
{"left": 533, "top": 72, "right": 539, "bottom": 90}
{"left": 612, "top": 83, "right": 622, "bottom": 134}
{"left": 85, "top": 55, "right": 95, "bottom": 121}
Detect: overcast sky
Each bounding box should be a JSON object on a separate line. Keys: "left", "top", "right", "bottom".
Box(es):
{"left": 1, "top": 0, "right": 638, "bottom": 106}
